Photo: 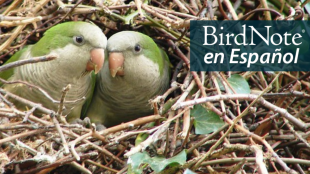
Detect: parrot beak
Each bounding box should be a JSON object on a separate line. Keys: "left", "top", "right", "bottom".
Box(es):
{"left": 109, "top": 52, "right": 124, "bottom": 77}
{"left": 86, "top": 48, "right": 105, "bottom": 74}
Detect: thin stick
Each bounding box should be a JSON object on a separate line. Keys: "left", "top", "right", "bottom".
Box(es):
{"left": 0, "top": 54, "right": 57, "bottom": 72}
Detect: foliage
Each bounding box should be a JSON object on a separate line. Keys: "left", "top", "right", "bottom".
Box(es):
{"left": 191, "top": 104, "right": 225, "bottom": 134}
{"left": 128, "top": 150, "right": 187, "bottom": 173}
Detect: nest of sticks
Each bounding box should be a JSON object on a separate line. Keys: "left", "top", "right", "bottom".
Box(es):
{"left": 1, "top": 0, "right": 310, "bottom": 173}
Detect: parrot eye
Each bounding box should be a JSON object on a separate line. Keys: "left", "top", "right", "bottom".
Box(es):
{"left": 73, "top": 36, "right": 85, "bottom": 45}
{"left": 134, "top": 44, "right": 141, "bottom": 53}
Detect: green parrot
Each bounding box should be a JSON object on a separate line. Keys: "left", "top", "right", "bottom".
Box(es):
{"left": 86, "top": 31, "right": 170, "bottom": 127}
{"left": 0, "top": 21, "right": 107, "bottom": 122}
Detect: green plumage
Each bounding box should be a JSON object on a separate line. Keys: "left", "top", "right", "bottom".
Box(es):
{"left": 0, "top": 47, "right": 28, "bottom": 84}
{"left": 0, "top": 21, "right": 107, "bottom": 121}
{"left": 32, "top": 22, "right": 95, "bottom": 57}
{"left": 86, "top": 31, "right": 171, "bottom": 127}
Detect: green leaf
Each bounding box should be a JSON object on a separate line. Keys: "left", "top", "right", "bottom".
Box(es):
{"left": 128, "top": 150, "right": 187, "bottom": 173}
{"left": 183, "top": 168, "right": 198, "bottom": 174}
{"left": 191, "top": 105, "right": 225, "bottom": 134}
{"left": 219, "top": 74, "right": 250, "bottom": 94}
{"left": 147, "top": 150, "right": 187, "bottom": 172}
{"left": 127, "top": 152, "right": 149, "bottom": 174}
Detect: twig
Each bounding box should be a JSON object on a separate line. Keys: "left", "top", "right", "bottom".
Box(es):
{"left": 61, "top": 128, "right": 125, "bottom": 165}
{"left": 187, "top": 124, "right": 228, "bottom": 154}
{"left": 0, "top": 54, "right": 57, "bottom": 72}
{"left": 259, "top": 0, "right": 272, "bottom": 20}
{"left": 217, "top": 0, "right": 230, "bottom": 20}
{"left": 284, "top": 118, "right": 310, "bottom": 148}
{"left": 200, "top": 157, "right": 310, "bottom": 166}
{"left": 0, "top": 92, "right": 14, "bottom": 107}
{"left": 0, "top": 88, "right": 54, "bottom": 115}
{"left": 0, "top": 79, "right": 85, "bottom": 105}
{"left": 173, "top": 93, "right": 306, "bottom": 130}
{"left": 124, "top": 108, "right": 190, "bottom": 157}
{"left": 239, "top": 8, "right": 282, "bottom": 20}
{"left": 0, "top": 129, "right": 46, "bottom": 145}
{"left": 52, "top": 115, "right": 70, "bottom": 154}
{"left": 150, "top": 6, "right": 198, "bottom": 19}
{"left": 135, "top": 0, "right": 145, "bottom": 19}
{"left": 190, "top": 73, "right": 298, "bottom": 172}
{"left": 0, "top": 25, "right": 24, "bottom": 52}
{"left": 1, "top": 132, "right": 38, "bottom": 155}
{"left": 301, "top": 0, "right": 310, "bottom": 8}
{"left": 22, "top": 106, "right": 38, "bottom": 122}
{"left": 169, "top": 110, "right": 178, "bottom": 157}
{"left": 69, "top": 130, "right": 92, "bottom": 161}
{"left": 279, "top": 72, "right": 310, "bottom": 92}
{"left": 0, "top": 16, "right": 44, "bottom": 27}
{"left": 181, "top": 102, "right": 191, "bottom": 139}
{"left": 171, "top": 60, "right": 184, "bottom": 85}
{"left": 222, "top": 0, "right": 238, "bottom": 20}
{"left": 16, "top": 152, "right": 98, "bottom": 174}
{"left": 283, "top": 147, "right": 305, "bottom": 174}
{"left": 56, "top": 84, "right": 71, "bottom": 123}
{"left": 85, "top": 159, "right": 119, "bottom": 173}
{"left": 70, "top": 161, "right": 92, "bottom": 174}
{"left": 167, "top": 40, "right": 190, "bottom": 67}
{"left": 142, "top": 4, "right": 180, "bottom": 26}
{"left": 2, "top": 0, "right": 22, "bottom": 15}
{"left": 173, "top": 0, "right": 189, "bottom": 13}
{"left": 191, "top": 71, "right": 207, "bottom": 97}
{"left": 99, "top": 115, "right": 162, "bottom": 136}
{"left": 172, "top": 80, "right": 195, "bottom": 109}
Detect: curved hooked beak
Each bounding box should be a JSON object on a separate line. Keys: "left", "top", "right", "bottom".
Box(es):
{"left": 109, "top": 52, "right": 124, "bottom": 77}
{"left": 86, "top": 48, "right": 105, "bottom": 74}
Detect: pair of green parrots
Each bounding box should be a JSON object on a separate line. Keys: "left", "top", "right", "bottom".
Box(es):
{"left": 0, "top": 21, "right": 170, "bottom": 127}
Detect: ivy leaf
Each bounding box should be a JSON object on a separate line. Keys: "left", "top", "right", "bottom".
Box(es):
{"left": 219, "top": 74, "right": 250, "bottom": 94}
{"left": 191, "top": 105, "right": 225, "bottom": 134}
{"left": 128, "top": 150, "right": 187, "bottom": 173}
{"left": 147, "top": 150, "right": 187, "bottom": 172}
{"left": 127, "top": 152, "right": 149, "bottom": 174}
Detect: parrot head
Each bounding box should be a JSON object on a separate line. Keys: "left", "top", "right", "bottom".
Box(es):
{"left": 31, "top": 21, "right": 107, "bottom": 76}
{"left": 106, "top": 31, "right": 165, "bottom": 78}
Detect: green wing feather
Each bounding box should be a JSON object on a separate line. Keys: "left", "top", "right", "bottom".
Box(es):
{"left": 160, "top": 48, "right": 172, "bottom": 77}
{"left": 0, "top": 46, "right": 29, "bottom": 86}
